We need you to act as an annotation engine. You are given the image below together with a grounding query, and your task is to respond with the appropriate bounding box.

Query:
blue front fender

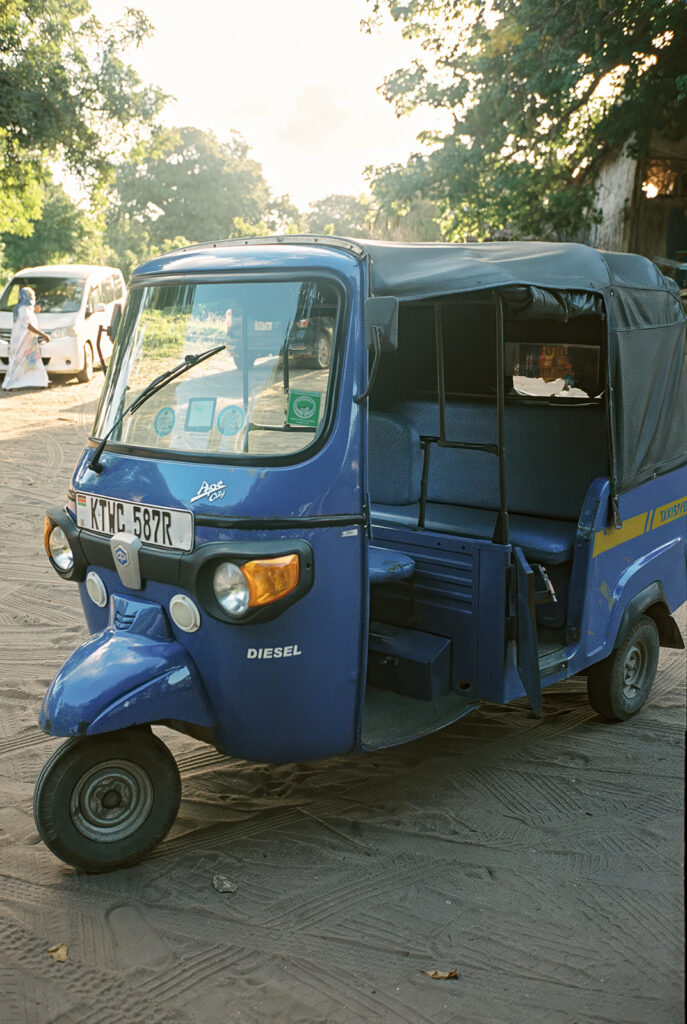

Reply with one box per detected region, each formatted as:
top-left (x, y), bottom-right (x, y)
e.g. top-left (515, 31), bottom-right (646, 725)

top-left (40, 596), bottom-right (217, 738)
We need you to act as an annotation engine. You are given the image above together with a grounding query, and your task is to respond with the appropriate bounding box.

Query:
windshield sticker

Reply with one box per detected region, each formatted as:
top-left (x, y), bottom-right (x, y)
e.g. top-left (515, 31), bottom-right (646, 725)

top-left (154, 407), bottom-right (175, 437)
top-left (287, 390), bottom-right (321, 428)
top-left (217, 404), bottom-right (245, 437)
top-left (185, 396), bottom-right (217, 433)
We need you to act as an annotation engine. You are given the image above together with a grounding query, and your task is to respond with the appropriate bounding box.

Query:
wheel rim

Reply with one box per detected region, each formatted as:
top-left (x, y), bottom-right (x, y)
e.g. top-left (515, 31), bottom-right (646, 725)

top-left (70, 758), bottom-right (154, 842)
top-left (316, 334), bottom-right (330, 368)
top-left (621, 639), bottom-right (649, 700)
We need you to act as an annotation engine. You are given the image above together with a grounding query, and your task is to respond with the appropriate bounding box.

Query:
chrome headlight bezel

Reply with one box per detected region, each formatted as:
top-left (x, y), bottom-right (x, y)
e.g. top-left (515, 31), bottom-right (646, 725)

top-left (47, 524), bottom-right (75, 572)
top-left (212, 561), bottom-right (250, 617)
top-left (43, 508), bottom-right (88, 581)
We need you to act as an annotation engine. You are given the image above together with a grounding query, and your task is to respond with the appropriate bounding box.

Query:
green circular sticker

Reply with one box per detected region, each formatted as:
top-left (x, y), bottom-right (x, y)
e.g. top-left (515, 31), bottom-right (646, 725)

top-left (217, 404), bottom-right (245, 436)
top-left (292, 395), bottom-right (317, 420)
top-left (154, 407), bottom-right (175, 436)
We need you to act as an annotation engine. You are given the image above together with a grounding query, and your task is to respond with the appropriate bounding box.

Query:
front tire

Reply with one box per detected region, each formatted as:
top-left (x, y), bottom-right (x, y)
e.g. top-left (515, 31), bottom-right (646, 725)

top-left (314, 330), bottom-right (332, 370)
top-left (586, 615), bottom-right (659, 721)
top-left (34, 727), bottom-right (181, 872)
top-left (76, 342), bottom-right (94, 383)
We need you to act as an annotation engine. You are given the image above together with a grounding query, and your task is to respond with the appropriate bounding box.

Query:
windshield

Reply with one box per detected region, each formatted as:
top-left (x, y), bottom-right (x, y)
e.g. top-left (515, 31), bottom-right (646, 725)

top-left (0, 276), bottom-right (85, 314)
top-left (93, 277), bottom-right (342, 458)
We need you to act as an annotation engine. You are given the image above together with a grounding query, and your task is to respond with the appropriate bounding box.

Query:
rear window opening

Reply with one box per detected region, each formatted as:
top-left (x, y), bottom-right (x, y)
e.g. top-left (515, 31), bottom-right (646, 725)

top-left (371, 291), bottom-right (605, 407)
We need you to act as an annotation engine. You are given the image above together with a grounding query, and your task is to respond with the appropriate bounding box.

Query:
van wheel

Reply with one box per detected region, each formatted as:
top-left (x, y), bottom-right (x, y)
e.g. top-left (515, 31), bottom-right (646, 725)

top-left (314, 331), bottom-right (332, 370)
top-left (586, 615), bottom-right (659, 721)
top-left (34, 727), bottom-right (181, 872)
top-left (233, 350), bottom-right (254, 371)
top-left (77, 342), bottom-right (94, 383)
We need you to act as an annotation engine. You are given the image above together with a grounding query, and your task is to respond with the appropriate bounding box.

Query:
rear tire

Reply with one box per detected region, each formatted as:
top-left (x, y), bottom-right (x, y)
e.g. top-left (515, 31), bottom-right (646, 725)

top-left (34, 727), bottom-right (181, 872)
top-left (76, 342), bottom-right (94, 383)
top-left (586, 615), bottom-right (659, 721)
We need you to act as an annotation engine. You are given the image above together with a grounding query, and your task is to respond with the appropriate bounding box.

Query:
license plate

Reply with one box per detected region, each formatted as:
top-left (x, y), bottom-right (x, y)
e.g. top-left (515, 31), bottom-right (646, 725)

top-left (76, 493), bottom-right (193, 551)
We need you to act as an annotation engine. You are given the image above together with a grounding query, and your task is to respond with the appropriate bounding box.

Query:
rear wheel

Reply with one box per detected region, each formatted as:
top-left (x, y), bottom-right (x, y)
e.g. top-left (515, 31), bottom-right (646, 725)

top-left (586, 615), bottom-right (659, 721)
top-left (76, 342), bottom-right (94, 383)
top-left (34, 727), bottom-right (181, 872)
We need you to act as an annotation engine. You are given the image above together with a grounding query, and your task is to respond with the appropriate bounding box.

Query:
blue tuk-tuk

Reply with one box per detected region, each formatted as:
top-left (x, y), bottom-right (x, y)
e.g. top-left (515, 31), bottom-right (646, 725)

top-left (36, 237), bottom-right (687, 871)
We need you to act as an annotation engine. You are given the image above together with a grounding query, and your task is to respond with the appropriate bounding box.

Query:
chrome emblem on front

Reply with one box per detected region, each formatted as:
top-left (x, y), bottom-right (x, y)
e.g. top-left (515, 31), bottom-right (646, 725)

top-left (109, 532), bottom-right (142, 590)
top-left (113, 544), bottom-right (129, 567)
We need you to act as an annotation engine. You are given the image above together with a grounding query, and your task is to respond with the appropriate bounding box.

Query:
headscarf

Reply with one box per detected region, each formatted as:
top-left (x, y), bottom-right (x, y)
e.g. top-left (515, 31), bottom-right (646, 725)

top-left (13, 287), bottom-right (36, 321)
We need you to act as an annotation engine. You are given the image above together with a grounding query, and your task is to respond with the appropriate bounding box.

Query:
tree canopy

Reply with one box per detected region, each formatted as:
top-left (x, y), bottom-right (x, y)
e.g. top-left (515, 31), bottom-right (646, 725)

top-left (0, 0), bottom-right (165, 235)
top-left (365, 0), bottom-right (687, 241)
top-left (306, 194), bottom-right (372, 237)
top-left (105, 128), bottom-right (279, 275)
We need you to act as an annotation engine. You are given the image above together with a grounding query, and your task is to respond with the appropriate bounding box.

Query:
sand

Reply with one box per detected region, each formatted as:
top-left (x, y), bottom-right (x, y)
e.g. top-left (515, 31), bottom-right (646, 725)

top-left (1, 376), bottom-right (684, 1024)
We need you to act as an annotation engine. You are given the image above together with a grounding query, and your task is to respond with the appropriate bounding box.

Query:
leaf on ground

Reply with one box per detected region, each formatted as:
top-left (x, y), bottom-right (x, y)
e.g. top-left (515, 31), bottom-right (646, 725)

top-left (47, 943), bottom-right (68, 962)
top-left (420, 968), bottom-right (458, 980)
top-left (212, 875), bottom-right (238, 893)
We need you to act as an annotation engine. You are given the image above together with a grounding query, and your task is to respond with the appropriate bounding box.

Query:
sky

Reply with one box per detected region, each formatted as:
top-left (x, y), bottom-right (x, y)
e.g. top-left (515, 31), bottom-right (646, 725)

top-left (89, 0), bottom-right (445, 211)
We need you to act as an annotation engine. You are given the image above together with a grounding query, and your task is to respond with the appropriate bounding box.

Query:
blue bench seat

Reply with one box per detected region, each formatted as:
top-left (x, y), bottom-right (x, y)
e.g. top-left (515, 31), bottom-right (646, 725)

top-left (368, 401), bottom-right (607, 567)
top-left (371, 502), bottom-right (578, 565)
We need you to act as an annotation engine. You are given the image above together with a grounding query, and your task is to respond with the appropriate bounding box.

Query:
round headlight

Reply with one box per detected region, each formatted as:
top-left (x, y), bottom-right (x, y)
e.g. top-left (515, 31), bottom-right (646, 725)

top-left (213, 562), bottom-right (250, 616)
top-left (48, 525), bottom-right (74, 572)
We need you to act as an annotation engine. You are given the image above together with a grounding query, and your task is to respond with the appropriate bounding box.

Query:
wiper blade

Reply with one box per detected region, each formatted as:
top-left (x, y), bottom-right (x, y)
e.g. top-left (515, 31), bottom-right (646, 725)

top-left (88, 344), bottom-right (225, 474)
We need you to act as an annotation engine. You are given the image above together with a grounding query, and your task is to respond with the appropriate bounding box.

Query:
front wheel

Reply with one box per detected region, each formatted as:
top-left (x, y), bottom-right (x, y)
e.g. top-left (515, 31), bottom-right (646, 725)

top-left (34, 727), bottom-right (181, 872)
top-left (313, 330), bottom-right (332, 370)
top-left (586, 615), bottom-right (659, 721)
top-left (76, 342), bottom-right (94, 383)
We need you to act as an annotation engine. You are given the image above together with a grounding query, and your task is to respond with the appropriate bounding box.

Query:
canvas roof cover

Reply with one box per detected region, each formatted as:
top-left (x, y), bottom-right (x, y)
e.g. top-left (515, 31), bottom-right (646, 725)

top-left (356, 240), bottom-right (686, 496)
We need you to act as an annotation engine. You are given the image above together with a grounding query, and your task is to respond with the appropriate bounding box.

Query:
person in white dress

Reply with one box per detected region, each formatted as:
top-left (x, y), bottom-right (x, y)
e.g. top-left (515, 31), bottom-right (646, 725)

top-left (3, 287), bottom-right (50, 391)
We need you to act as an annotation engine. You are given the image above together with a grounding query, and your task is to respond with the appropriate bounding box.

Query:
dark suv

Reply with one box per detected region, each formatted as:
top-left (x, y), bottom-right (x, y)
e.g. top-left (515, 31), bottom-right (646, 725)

top-left (227, 315), bottom-right (334, 371)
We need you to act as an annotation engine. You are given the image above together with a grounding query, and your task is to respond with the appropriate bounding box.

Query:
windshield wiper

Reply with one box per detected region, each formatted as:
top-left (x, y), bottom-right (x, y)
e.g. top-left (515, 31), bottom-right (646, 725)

top-left (88, 344), bottom-right (225, 474)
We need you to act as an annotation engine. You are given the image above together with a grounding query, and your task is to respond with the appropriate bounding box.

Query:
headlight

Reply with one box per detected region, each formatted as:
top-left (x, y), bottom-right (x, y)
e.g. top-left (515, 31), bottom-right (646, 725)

top-left (212, 555), bottom-right (300, 618)
top-left (45, 523), bottom-right (74, 572)
top-left (47, 327), bottom-right (77, 341)
top-left (213, 562), bottom-right (250, 616)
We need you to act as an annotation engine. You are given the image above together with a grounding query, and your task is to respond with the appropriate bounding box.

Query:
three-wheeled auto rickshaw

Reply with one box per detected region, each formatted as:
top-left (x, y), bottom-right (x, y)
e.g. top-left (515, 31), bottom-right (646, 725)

top-left (35, 236), bottom-right (687, 871)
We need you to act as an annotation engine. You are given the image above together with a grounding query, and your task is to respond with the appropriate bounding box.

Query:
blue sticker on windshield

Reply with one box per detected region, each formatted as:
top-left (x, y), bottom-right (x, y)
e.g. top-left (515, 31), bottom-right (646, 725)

top-left (154, 407), bottom-right (175, 436)
top-left (217, 404), bottom-right (245, 436)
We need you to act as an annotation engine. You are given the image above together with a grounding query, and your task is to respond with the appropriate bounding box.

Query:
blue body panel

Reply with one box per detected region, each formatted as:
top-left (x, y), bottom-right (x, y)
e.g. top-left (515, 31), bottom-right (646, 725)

top-left (582, 470), bottom-right (687, 659)
top-left (44, 245), bottom-right (370, 762)
top-left (40, 595), bottom-right (216, 737)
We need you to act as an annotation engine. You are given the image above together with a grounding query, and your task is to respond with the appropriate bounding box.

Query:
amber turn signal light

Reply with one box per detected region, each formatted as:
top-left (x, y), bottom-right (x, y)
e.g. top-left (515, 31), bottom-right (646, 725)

top-left (241, 554), bottom-right (300, 607)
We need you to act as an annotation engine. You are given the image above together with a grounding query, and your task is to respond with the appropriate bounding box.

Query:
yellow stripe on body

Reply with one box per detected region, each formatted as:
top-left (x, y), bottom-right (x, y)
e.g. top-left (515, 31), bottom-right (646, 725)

top-left (592, 512), bottom-right (648, 558)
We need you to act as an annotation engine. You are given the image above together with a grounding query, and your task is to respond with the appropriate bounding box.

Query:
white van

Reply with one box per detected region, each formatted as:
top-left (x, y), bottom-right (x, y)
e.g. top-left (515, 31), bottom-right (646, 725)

top-left (0, 265), bottom-right (126, 383)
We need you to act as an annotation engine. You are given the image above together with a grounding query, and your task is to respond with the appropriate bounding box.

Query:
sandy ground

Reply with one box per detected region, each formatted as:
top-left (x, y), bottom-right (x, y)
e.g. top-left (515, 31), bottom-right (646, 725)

top-left (0, 376), bottom-right (684, 1024)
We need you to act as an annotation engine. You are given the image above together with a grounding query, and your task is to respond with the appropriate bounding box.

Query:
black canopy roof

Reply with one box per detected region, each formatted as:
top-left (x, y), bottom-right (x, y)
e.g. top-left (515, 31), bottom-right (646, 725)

top-left (184, 234), bottom-right (680, 318)
top-left (350, 237), bottom-right (687, 498)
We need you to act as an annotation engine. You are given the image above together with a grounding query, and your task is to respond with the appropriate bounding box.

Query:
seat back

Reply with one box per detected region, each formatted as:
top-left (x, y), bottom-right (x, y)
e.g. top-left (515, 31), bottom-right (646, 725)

top-left (368, 411), bottom-right (423, 506)
top-left (386, 398), bottom-right (607, 521)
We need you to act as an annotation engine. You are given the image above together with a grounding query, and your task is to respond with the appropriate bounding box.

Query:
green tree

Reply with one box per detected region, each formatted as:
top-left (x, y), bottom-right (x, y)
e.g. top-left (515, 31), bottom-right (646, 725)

top-left (106, 127), bottom-right (275, 272)
top-left (1, 179), bottom-right (113, 272)
top-left (365, 0), bottom-right (687, 240)
top-left (306, 194), bottom-right (372, 237)
top-left (0, 0), bottom-right (165, 235)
